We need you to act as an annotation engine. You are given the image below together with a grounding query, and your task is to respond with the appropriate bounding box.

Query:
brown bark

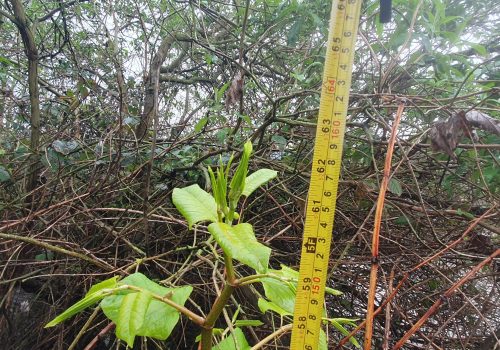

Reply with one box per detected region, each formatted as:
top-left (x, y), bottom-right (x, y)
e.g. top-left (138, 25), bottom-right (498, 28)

top-left (135, 33), bottom-right (191, 140)
top-left (8, 0), bottom-right (41, 197)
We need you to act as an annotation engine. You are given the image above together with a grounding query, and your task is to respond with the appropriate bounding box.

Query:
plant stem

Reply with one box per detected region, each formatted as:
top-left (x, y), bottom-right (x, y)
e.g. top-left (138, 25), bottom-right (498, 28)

top-left (68, 306), bottom-right (101, 350)
top-left (224, 254), bottom-right (236, 284)
top-left (237, 272), bottom-right (296, 286)
top-left (200, 283), bottom-right (236, 350)
top-left (0, 232), bottom-right (114, 271)
top-left (250, 324), bottom-right (293, 350)
top-left (200, 328), bottom-right (213, 350)
top-left (200, 254), bottom-right (238, 350)
top-left (236, 273), bottom-right (269, 285)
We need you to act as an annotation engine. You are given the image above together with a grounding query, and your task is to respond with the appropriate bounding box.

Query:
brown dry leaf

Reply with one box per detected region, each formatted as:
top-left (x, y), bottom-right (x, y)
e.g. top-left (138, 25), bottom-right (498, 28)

top-left (225, 70), bottom-right (244, 110)
top-left (429, 110), bottom-right (500, 158)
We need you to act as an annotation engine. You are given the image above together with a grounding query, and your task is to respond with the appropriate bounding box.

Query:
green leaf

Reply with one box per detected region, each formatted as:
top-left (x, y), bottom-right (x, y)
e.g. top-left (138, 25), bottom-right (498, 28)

top-left (388, 29), bottom-right (408, 50)
top-left (0, 56), bottom-right (17, 66)
top-left (115, 290), bottom-right (152, 347)
top-left (234, 319), bottom-right (264, 327)
top-left (271, 135), bottom-right (287, 151)
top-left (216, 129), bottom-right (230, 144)
top-left (325, 286), bottom-right (343, 296)
top-left (209, 157), bottom-right (229, 219)
top-left (101, 273), bottom-right (192, 345)
top-left (240, 114), bottom-right (252, 126)
top-left (470, 43), bottom-right (487, 56)
top-left (388, 178), bottom-right (403, 196)
top-left (260, 265), bottom-right (298, 314)
top-left (287, 17), bottom-right (304, 46)
top-left (456, 208), bottom-right (474, 219)
top-left (194, 117), bottom-right (208, 132)
top-left (208, 223), bottom-right (270, 273)
top-left (213, 328), bottom-right (250, 350)
top-left (482, 165), bottom-right (500, 193)
top-left (257, 298), bottom-right (292, 317)
top-left (86, 276), bottom-right (120, 297)
top-left (196, 328), bottom-right (224, 342)
top-left (428, 279), bottom-right (440, 291)
top-left (329, 318), bottom-right (361, 348)
top-left (229, 141), bottom-right (253, 204)
top-left (395, 216), bottom-right (410, 225)
top-left (172, 184), bottom-right (218, 228)
top-left (45, 288), bottom-right (114, 328)
top-left (242, 169), bottom-right (278, 197)
top-left (45, 276), bottom-right (120, 327)
top-left (42, 148), bottom-right (65, 171)
top-left (35, 251), bottom-right (55, 261)
top-left (0, 166), bottom-right (11, 182)
top-left (216, 81), bottom-right (231, 103)
top-left (291, 71), bottom-right (306, 82)
top-left (319, 328), bottom-right (328, 350)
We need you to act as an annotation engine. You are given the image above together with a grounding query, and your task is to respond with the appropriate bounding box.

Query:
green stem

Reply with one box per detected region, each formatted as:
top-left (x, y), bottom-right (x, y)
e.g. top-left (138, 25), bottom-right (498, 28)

top-left (200, 328), bottom-right (213, 350)
top-left (200, 255), bottom-right (238, 350)
top-left (236, 273), bottom-right (269, 286)
top-left (237, 272), bottom-right (296, 286)
top-left (224, 255), bottom-right (236, 284)
top-left (200, 283), bottom-right (236, 350)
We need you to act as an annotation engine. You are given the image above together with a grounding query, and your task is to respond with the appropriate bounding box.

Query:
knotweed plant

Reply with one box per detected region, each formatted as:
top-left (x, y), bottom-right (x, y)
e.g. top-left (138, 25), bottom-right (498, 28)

top-left (45, 141), bottom-right (359, 349)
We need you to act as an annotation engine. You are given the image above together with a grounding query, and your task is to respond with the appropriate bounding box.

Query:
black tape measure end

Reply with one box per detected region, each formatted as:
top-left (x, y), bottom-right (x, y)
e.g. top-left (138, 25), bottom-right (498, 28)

top-left (379, 0), bottom-right (392, 24)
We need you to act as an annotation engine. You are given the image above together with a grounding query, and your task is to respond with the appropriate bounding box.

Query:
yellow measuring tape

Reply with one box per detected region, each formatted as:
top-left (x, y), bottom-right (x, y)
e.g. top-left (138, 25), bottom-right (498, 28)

top-left (291, 0), bottom-right (362, 349)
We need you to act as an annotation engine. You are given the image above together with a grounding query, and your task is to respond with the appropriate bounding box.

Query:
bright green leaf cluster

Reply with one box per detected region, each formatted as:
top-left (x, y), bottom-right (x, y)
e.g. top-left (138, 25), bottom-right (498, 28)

top-left (228, 141), bottom-right (252, 211)
top-left (173, 141), bottom-right (277, 229)
top-left (257, 266), bottom-right (359, 348)
top-left (208, 155), bottom-right (232, 222)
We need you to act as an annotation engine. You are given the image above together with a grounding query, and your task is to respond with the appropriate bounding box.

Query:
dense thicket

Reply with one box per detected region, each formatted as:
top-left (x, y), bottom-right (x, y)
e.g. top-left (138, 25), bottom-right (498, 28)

top-left (0, 0), bottom-right (498, 349)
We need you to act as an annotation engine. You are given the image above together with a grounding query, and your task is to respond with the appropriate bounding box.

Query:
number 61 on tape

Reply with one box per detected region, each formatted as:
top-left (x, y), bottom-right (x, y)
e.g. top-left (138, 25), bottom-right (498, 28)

top-left (290, 0), bottom-right (362, 349)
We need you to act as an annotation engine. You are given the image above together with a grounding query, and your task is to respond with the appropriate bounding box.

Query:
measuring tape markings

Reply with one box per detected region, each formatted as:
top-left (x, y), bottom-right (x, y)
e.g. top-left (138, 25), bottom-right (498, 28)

top-left (291, 0), bottom-right (362, 349)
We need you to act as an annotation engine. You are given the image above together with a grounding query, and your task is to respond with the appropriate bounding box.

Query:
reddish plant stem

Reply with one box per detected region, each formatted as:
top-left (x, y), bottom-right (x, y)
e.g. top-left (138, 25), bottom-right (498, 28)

top-left (83, 323), bottom-right (115, 350)
top-left (364, 102), bottom-right (404, 349)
